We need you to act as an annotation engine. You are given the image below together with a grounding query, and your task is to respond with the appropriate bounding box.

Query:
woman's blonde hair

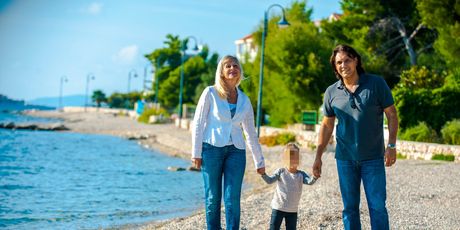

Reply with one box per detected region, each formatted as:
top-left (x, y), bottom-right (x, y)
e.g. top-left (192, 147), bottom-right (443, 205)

top-left (214, 55), bottom-right (244, 99)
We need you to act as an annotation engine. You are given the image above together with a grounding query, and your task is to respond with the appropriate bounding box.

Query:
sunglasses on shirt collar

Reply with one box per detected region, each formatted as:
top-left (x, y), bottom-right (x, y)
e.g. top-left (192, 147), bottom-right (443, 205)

top-left (349, 94), bottom-right (357, 109)
top-left (340, 85), bottom-right (357, 110)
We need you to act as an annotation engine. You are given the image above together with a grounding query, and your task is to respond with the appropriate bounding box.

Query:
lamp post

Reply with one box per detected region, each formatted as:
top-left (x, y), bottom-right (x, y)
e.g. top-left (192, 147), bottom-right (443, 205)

top-left (127, 69), bottom-right (138, 93)
top-left (126, 69), bottom-right (138, 110)
top-left (143, 63), bottom-right (153, 94)
top-left (59, 75), bottom-right (68, 112)
top-left (153, 56), bottom-right (163, 104)
top-left (152, 55), bottom-right (169, 105)
top-left (178, 36), bottom-right (199, 126)
top-left (256, 4), bottom-right (290, 136)
top-left (85, 73), bottom-right (95, 112)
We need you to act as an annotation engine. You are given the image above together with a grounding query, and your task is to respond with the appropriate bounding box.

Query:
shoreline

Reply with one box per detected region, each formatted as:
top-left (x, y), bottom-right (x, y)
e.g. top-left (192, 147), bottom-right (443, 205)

top-left (23, 110), bottom-right (460, 229)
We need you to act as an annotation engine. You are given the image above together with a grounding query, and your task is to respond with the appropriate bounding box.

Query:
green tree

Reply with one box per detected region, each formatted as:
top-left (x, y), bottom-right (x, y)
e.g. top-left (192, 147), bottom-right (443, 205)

top-left (159, 55), bottom-right (207, 108)
top-left (241, 1), bottom-right (334, 126)
top-left (321, 0), bottom-right (437, 86)
top-left (107, 91), bottom-right (142, 109)
top-left (193, 51), bottom-right (219, 104)
top-left (91, 90), bottom-right (107, 107)
top-left (145, 34), bottom-right (218, 109)
top-left (394, 66), bottom-right (460, 132)
top-left (145, 34), bottom-right (219, 110)
top-left (417, 0), bottom-right (460, 67)
top-left (107, 92), bottom-right (125, 108)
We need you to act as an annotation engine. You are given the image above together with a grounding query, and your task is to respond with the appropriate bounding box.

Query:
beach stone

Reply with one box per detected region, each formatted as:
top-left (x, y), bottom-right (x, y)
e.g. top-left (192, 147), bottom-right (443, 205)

top-left (167, 166), bottom-right (186, 171)
top-left (15, 123), bottom-right (38, 130)
top-left (3, 122), bottom-right (15, 129)
top-left (50, 124), bottom-right (69, 131)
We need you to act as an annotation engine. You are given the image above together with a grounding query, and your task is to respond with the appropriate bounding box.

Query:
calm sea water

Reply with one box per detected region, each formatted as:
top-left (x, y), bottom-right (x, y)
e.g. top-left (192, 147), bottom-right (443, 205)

top-left (0, 113), bottom-right (203, 229)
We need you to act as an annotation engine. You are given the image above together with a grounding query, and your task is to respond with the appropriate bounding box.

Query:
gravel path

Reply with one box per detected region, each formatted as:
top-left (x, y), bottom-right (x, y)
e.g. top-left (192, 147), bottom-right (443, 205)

top-left (26, 110), bottom-right (460, 229)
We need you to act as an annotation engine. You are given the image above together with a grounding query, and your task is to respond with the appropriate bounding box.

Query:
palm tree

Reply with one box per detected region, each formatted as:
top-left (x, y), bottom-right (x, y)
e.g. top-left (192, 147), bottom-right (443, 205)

top-left (91, 90), bottom-right (107, 107)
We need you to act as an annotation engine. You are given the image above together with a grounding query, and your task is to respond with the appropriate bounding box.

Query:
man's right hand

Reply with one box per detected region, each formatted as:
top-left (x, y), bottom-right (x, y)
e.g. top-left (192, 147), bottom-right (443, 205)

top-left (312, 158), bottom-right (322, 178)
top-left (192, 158), bottom-right (202, 170)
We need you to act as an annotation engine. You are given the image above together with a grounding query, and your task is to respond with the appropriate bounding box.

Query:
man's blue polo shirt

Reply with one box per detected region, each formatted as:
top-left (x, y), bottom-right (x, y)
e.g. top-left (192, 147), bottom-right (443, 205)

top-left (322, 73), bottom-right (394, 161)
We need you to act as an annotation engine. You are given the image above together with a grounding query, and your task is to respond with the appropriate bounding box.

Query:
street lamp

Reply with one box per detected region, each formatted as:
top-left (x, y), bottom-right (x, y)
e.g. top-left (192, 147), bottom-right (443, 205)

top-left (153, 55), bottom-right (164, 104)
top-left (127, 69), bottom-right (138, 93)
top-left (85, 73), bottom-right (95, 112)
top-left (126, 69), bottom-right (138, 110)
top-left (59, 75), bottom-right (68, 111)
top-left (143, 63), bottom-right (153, 94)
top-left (256, 4), bottom-right (290, 136)
top-left (178, 36), bottom-right (199, 126)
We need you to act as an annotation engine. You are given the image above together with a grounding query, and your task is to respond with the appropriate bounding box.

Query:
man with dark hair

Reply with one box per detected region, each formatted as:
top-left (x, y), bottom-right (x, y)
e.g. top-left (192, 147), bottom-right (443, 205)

top-left (312, 44), bottom-right (399, 230)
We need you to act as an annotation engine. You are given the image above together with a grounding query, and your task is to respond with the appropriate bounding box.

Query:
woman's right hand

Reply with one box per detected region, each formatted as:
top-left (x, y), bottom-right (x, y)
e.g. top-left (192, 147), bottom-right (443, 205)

top-left (192, 158), bottom-right (202, 170)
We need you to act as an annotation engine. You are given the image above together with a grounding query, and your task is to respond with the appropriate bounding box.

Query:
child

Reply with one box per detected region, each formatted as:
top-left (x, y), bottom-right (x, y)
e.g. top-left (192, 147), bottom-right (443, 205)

top-left (261, 142), bottom-right (317, 230)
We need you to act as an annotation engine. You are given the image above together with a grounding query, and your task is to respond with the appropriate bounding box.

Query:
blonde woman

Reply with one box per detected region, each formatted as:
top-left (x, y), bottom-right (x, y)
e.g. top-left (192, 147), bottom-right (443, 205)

top-left (191, 55), bottom-right (265, 230)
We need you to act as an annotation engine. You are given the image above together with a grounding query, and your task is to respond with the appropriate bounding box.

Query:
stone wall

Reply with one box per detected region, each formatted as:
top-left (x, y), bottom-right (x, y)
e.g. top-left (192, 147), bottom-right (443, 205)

top-left (260, 126), bottom-right (460, 163)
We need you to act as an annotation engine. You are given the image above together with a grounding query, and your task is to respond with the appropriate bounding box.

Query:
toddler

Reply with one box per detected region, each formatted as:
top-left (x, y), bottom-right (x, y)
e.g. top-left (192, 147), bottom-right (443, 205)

top-left (261, 142), bottom-right (317, 230)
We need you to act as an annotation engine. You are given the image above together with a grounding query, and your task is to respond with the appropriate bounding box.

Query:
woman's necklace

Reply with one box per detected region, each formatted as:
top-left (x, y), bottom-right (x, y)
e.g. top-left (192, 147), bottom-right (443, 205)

top-left (228, 89), bottom-right (237, 103)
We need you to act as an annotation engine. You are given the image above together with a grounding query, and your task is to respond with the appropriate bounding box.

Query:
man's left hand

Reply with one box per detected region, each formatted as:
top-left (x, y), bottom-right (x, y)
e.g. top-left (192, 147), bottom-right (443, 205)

top-left (257, 167), bottom-right (265, 175)
top-left (384, 148), bottom-right (397, 167)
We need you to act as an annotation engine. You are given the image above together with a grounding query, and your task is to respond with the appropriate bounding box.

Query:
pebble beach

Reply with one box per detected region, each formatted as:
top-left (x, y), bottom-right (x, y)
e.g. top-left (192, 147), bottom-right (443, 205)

top-left (26, 110), bottom-right (460, 230)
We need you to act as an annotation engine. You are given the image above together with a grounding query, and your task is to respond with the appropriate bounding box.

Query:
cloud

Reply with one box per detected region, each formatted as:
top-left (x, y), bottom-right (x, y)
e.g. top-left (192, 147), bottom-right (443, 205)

top-left (113, 45), bottom-right (139, 64)
top-left (87, 2), bottom-right (103, 15)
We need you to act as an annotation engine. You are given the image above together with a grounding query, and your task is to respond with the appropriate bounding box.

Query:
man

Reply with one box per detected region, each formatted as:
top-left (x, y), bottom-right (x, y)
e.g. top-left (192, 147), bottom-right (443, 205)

top-left (312, 44), bottom-right (399, 230)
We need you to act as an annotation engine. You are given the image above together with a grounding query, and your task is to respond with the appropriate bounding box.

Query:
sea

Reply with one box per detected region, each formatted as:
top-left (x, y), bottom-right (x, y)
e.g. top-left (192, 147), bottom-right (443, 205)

top-left (0, 112), bottom-right (203, 229)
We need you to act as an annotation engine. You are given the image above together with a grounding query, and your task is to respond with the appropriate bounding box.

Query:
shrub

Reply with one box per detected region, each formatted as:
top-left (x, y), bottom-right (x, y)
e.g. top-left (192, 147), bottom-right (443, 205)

top-left (259, 132), bottom-right (296, 147)
top-left (441, 119), bottom-right (460, 145)
top-left (138, 107), bottom-right (170, 124)
top-left (259, 135), bottom-right (277, 147)
top-left (396, 153), bottom-right (407, 159)
top-left (394, 66), bottom-right (460, 132)
top-left (431, 154), bottom-right (455, 161)
top-left (276, 132), bottom-right (296, 145)
top-left (399, 122), bottom-right (439, 143)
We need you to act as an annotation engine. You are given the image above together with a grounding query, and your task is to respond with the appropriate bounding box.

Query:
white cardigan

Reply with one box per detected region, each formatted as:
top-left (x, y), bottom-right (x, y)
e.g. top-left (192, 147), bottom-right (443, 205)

top-left (191, 86), bottom-right (265, 169)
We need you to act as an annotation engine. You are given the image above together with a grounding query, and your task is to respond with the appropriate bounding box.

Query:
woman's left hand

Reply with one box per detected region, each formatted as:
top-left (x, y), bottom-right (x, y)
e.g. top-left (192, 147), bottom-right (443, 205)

top-left (256, 167), bottom-right (265, 175)
top-left (192, 158), bottom-right (202, 170)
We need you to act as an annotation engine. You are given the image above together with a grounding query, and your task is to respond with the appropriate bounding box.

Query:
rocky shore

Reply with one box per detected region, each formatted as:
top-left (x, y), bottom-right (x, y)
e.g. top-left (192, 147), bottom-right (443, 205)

top-left (25, 110), bottom-right (460, 229)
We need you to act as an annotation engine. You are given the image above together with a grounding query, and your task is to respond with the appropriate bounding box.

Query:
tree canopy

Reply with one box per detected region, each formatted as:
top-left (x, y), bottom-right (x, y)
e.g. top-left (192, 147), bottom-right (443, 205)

top-left (109, 0), bottom-right (459, 141)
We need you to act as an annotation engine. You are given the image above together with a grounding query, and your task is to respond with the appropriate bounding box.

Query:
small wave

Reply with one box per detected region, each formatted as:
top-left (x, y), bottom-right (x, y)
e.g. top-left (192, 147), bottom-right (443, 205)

top-left (0, 184), bottom-right (34, 190)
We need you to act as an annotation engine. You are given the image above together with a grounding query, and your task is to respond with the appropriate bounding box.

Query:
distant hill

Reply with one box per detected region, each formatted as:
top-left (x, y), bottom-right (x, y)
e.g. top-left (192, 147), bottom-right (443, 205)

top-left (0, 95), bottom-right (55, 111)
top-left (27, 94), bottom-right (87, 107)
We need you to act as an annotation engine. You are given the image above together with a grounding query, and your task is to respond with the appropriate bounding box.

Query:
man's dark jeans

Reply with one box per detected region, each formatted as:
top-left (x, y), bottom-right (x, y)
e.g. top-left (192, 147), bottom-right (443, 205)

top-left (337, 158), bottom-right (389, 230)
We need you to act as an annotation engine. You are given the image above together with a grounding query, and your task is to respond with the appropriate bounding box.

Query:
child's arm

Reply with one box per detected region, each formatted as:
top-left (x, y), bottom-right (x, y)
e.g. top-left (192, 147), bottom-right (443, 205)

top-left (261, 168), bottom-right (281, 184)
top-left (300, 170), bottom-right (317, 185)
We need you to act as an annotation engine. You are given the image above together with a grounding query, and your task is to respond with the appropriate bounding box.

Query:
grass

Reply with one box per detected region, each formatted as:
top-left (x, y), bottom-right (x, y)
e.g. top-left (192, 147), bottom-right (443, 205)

top-left (431, 153), bottom-right (455, 161)
top-left (396, 152), bottom-right (407, 159)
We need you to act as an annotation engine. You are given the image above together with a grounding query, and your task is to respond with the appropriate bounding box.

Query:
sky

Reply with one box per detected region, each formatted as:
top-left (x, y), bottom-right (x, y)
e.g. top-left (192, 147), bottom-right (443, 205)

top-left (0, 0), bottom-right (341, 101)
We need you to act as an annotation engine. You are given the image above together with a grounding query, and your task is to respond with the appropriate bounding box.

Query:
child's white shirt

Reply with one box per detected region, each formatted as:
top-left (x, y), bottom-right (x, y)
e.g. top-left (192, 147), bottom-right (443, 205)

top-left (261, 168), bottom-right (316, 212)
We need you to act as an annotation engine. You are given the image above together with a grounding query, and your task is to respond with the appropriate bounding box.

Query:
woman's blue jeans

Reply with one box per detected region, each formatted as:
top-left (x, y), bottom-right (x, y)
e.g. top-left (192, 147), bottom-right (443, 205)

top-left (336, 158), bottom-right (389, 230)
top-left (201, 143), bottom-right (246, 230)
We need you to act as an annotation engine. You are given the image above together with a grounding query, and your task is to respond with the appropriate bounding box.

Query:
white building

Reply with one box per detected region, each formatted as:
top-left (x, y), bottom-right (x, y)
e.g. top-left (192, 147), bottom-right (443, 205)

top-left (235, 13), bottom-right (342, 63)
top-left (234, 34), bottom-right (257, 63)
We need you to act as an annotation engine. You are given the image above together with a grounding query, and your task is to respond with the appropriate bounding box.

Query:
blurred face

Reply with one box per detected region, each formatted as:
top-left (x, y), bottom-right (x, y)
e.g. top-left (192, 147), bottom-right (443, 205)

top-left (283, 148), bottom-right (299, 170)
top-left (222, 59), bottom-right (240, 85)
top-left (334, 51), bottom-right (358, 80)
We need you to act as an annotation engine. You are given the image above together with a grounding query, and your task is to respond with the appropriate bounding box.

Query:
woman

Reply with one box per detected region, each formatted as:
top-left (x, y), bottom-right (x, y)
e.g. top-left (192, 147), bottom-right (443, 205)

top-left (191, 55), bottom-right (266, 230)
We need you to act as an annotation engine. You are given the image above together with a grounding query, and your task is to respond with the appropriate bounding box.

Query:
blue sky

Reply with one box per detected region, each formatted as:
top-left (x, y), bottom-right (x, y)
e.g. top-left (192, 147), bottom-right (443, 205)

top-left (0, 0), bottom-right (341, 101)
